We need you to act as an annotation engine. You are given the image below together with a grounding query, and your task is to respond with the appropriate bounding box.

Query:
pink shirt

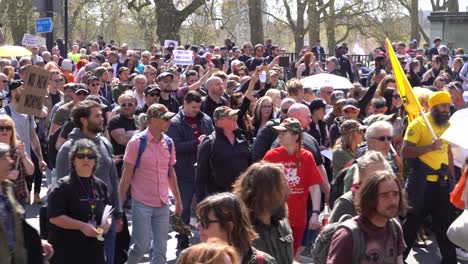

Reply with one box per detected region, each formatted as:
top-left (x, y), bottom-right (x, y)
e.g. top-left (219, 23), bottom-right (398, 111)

top-left (124, 129), bottom-right (176, 207)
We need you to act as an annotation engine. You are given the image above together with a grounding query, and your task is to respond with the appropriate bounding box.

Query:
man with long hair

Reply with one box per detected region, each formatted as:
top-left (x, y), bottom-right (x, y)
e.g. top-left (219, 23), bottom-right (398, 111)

top-left (327, 171), bottom-right (407, 263)
top-left (233, 161), bottom-right (294, 264)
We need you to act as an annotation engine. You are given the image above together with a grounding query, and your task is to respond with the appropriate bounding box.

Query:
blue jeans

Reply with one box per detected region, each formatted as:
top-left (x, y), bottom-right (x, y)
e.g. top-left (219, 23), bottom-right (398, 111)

top-left (127, 199), bottom-right (169, 264)
top-left (104, 217), bottom-right (116, 264)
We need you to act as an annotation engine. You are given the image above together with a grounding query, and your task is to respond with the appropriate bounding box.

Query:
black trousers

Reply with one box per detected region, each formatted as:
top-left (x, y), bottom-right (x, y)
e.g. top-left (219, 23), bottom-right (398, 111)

top-left (27, 151), bottom-right (42, 194)
top-left (403, 181), bottom-right (456, 264)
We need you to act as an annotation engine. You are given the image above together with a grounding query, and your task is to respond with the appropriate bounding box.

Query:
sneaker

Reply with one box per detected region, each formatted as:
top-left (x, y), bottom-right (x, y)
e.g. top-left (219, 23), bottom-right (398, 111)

top-left (456, 248), bottom-right (468, 261)
top-left (33, 193), bottom-right (43, 204)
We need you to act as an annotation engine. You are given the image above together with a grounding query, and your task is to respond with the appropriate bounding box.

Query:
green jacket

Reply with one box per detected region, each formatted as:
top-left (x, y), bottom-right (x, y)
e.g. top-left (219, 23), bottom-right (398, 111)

top-left (252, 218), bottom-right (293, 264)
top-left (242, 247), bottom-right (277, 264)
top-left (0, 180), bottom-right (27, 264)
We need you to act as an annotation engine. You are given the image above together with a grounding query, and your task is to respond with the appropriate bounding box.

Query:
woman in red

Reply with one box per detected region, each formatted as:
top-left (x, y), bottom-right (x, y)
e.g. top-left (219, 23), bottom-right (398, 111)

top-left (263, 117), bottom-right (322, 257)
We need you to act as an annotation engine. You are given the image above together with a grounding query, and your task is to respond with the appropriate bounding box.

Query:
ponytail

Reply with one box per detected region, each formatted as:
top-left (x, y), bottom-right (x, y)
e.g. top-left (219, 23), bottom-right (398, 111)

top-left (296, 132), bottom-right (303, 169)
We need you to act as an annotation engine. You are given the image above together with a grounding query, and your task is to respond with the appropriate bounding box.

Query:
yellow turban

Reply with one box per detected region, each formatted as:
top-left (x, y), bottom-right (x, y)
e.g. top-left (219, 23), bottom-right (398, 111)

top-left (428, 91), bottom-right (451, 107)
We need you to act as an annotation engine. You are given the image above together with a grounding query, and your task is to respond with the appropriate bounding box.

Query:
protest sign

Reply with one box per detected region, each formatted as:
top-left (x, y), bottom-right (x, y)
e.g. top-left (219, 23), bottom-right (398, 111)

top-left (164, 40), bottom-right (178, 48)
top-left (17, 66), bottom-right (51, 117)
top-left (173, 50), bottom-right (193, 65)
top-left (21, 34), bottom-right (46, 47)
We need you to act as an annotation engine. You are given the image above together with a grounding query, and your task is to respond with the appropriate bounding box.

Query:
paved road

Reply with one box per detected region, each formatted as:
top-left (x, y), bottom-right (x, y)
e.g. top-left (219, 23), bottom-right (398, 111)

top-left (26, 180), bottom-right (468, 264)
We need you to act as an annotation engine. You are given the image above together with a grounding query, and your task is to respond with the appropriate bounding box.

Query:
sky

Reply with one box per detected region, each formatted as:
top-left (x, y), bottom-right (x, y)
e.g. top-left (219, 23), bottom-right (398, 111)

top-left (414, 0), bottom-right (467, 11)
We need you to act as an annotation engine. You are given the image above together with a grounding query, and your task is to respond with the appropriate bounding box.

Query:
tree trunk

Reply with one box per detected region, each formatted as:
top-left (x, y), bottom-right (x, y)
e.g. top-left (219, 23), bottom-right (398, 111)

top-left (294, 34), bottom-right (305, 55)
top-left (409, 0), bottom-right (420, 43)
top-left (308, 0), bottom-right (320, 48)
top-left (447, 0), bottom-right (459, 11)
top-left (248, 0), bottom-right (264, 45)
top-left (325, 0), bottom-right (336, 54)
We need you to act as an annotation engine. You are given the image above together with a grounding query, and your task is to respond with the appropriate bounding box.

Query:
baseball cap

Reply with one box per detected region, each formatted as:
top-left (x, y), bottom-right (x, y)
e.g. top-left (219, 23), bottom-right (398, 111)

top-left (231, 46), bottom-right (240, 52)
top-left (272, 118), bottom-right (303, 133)
top-left (73, 84), bottom-right (89, 94)
top-left (8, 80), bottom-right (23, 92)
top-left (156, 72), bottom-right (174, 82)
top-left (340, 119), bottom-right (366, 134)
top-left (87, 76), bottom-right (99, 84)
top-left (146, 103), bottom-right (176, 120)
top-left (330, 91), bottom-right (346, 105)
top-left (213, 106), bottom-right (240, 122)
top-left (144, 84), bottom-right (161, 95)
top-left (342, 98), bottom-right (359, 110)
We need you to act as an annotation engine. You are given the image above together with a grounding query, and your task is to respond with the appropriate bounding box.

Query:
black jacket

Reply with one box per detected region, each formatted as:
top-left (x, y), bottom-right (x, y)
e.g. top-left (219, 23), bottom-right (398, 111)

top-left (167, 108), bottom-right (214, 182)
top-left (251, 119), bottom-right (281, 162)
top-left (336, 55), bottom-right (354, 82)
top-left (196, 127), bottom-right (251, 202)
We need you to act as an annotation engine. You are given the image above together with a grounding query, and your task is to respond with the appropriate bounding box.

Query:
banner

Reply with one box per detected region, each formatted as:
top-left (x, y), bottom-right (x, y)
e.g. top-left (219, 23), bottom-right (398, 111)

top-left (21, 34), bottom-right (46, 47)
top-left (385, 38), bottom-right (422, 122)
top-left (173, 50), bottom-right (193, 65)
top-left (16, 66), bottom-right (51, 117)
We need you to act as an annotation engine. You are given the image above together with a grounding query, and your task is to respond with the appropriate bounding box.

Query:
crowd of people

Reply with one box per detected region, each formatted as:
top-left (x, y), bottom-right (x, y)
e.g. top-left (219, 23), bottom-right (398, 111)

top-left (0, 35), bottom-right (467, 264)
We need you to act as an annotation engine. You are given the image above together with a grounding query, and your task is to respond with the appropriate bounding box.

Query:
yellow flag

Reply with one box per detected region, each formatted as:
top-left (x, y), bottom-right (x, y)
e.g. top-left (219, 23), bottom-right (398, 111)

top-left (385, 38), bottom-right (422, 121)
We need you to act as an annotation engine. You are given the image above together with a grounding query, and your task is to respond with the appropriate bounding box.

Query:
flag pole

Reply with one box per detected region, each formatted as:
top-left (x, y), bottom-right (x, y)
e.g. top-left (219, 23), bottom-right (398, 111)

top-left (419, 110), bottom-right (438, 140)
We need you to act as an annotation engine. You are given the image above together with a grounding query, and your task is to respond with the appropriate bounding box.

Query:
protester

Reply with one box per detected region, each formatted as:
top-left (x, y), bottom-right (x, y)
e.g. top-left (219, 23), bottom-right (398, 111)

top-left (402, 91), bottom-right (457, 263)
top-left (327, 171), bottom-right (407, 262)
top-left (167, 91), bottom-right (214, 249)
top-left (48, 139), bottom-right (111, 264)
top-left (196, 192), bottom-right (277, 263)
top-left (233, 161), bottom-right (294, 264)
top-left (263, 117), bottom-right (322, 256)
top-left (177, 238), bottom-right (240, 264)
top-left (119, 103), bottom-right (182, 264)
top-left (332, 120), bottom-right (364, 177)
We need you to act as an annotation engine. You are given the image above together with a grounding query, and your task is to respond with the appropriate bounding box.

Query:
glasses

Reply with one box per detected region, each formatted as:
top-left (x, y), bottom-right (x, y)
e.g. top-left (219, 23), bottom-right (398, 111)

top-left (197, 217), bottom-right (221, 229)
top-left (261, 105), bottom-right (273, 109)
top-left (0, 126), bottom-right (13, 131)
top-left (121, 102), bottom-right (135, 108)
top-left (372, 136), bottom-right (392, 142)
top-left (76, 153), bottom-right (97, 160)
top-left (90, 83), bottom-right (100, 87)
top-left (53, 79), bottom-right (64, 83)
top-left (149, 93), bottom-right (160, 97)
top-left (144, 72), bottom-right (157, 76)
top-left (344, 108), bottom-right (359, 114)
top-left (76, 91), bottom-right (88, 96)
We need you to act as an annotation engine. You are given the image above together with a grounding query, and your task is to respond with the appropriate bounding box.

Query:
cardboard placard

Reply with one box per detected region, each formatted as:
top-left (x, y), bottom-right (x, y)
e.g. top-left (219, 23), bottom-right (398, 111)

top-left (164, 40), bottom-right (178, 48)
top-left (173, 50), bottom-right (193, 65)
top-left (16, 66), bottom-right (51, 117)
top-left (21, 34), bottom-right (46, 47)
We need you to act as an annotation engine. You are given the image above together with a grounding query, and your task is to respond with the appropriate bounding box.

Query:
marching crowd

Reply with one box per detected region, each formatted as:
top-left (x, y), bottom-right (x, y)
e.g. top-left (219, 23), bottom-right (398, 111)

top-left (0, 36), bottom-right (468, 264)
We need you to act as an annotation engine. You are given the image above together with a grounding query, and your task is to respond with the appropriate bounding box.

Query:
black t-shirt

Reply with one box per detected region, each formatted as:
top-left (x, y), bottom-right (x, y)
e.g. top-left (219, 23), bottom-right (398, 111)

top-left (239, 54), bottom-right (252, 63)
top-left (50, 92), bottom-right (61, 107)
top-left (108, 114), bottom-right (137, 155)
top-left (47, 175), bottom-right (110, 264)
top-left (246, 57), bottom-right (265, 72)
top-left (159, 95), bottom-right (180, 114)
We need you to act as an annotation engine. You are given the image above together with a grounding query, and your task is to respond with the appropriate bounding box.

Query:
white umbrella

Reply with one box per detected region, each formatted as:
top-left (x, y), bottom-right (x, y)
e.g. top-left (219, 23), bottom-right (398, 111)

top-left (301, 73), bottom-right (354, 90)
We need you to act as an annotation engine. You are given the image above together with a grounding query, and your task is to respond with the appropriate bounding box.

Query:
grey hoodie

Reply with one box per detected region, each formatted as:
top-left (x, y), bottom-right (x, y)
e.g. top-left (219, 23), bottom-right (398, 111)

top-left (56, 128), bottom-right (122, 214)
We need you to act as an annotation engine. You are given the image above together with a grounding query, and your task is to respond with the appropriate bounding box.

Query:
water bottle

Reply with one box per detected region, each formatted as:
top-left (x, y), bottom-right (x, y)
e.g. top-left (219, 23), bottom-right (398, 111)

top-left (320, 205), bottom-right (331, 229)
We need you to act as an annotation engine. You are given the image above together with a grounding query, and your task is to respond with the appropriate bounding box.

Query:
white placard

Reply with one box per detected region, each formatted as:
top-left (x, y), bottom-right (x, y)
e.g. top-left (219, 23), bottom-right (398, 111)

top-left (164, 40), bottom-right (178, 48)
top-left (173, 50), bottom-right (193, 65)
top-left (21, 34), bottom-right (46, 47)
top-left (321, 148), bottom-right (333, 161)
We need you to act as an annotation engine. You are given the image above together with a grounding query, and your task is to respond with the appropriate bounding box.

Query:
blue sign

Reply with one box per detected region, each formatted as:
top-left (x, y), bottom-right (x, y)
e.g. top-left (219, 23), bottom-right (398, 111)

top-left (36, 17), bottom-right (53, 33)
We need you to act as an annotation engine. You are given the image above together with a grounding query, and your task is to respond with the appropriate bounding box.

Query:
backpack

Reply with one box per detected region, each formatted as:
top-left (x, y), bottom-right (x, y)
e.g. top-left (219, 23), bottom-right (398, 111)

top-left (329, 166), bottom-right (351, 209)
top-left (134, 131), bottom-right (173, 176)
top-left (312, 215), bottom-right (398, 264)
top-left (47, 125), bottom-right (62, 170)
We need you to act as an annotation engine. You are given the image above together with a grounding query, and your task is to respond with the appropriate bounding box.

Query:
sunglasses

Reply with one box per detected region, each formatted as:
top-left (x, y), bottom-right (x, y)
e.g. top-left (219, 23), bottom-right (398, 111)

top-left (1, 80), bottom-right (8, 84)
top-left (90, 83), bottom-right (100, 87)
top-left (372, 136), bottom-right (392, 142)
top-left (392, 94), bottom-right (400, 99)
top-left (76, 153), bottom-right (97, 160)
top-left (149, 93), bottom-right (160, 97)
top-left (0, 126), bottom-right (13, 131)
top-left (344, 108), bottom-right (359, 114)
top-left (121, 102), bottom-right (135, 107)
top-left (197, 217), bottom-right (221, 229)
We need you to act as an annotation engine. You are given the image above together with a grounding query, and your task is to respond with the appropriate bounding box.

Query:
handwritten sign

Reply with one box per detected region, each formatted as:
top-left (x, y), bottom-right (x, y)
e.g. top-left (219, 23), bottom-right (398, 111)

top-left (173, 50), bottom-right (193, 65)
top-left (21, 34), bottom-right (46, 47)
top-left (16, 66), bottom-right (51, 116)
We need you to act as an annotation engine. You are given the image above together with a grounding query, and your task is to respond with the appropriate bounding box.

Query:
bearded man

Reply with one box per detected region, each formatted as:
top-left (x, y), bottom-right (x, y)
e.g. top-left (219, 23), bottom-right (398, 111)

top-left (401, 91), bottom-right (456, 263)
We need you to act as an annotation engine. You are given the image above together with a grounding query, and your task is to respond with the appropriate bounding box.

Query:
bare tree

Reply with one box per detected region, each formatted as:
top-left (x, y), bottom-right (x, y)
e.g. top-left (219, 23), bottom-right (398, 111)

top-left (248, 0), bottom-right (264, 45)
